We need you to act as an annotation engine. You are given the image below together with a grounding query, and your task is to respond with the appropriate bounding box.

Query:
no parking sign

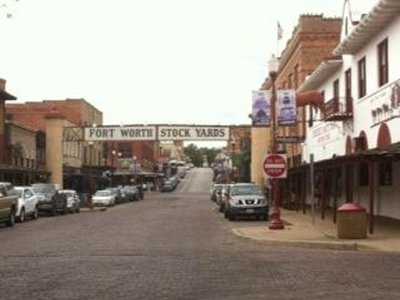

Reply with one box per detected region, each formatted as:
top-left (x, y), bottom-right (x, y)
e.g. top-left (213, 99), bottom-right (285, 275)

top-left (263, 154), bottom-right (287, 179)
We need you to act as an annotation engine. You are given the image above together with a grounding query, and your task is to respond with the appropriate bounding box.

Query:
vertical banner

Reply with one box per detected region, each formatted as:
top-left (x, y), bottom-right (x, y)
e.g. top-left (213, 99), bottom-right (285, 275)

top-left (252, 90), bottom-right (271, 126)
top-left (277, 90), bottom-right (297, 126)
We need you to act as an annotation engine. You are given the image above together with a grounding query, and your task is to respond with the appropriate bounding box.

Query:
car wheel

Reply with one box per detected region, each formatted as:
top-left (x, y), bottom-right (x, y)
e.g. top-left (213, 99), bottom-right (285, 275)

top-left (51, 204), bottom-right (57, 216)
top-left (18, 208), bottom-right (25, 223)
top-left (32, 207), bottom-right (39, 220)
top-left (228, 213), bottom-right (235, 221)
top-left (76, 206), bottom-right (80, 213)
top-left (219, 204), bottom-right (224, 213)
top-left (224, 210), bottom-right (229, 219)
top-left (6, 209), bottom-right (16, 227)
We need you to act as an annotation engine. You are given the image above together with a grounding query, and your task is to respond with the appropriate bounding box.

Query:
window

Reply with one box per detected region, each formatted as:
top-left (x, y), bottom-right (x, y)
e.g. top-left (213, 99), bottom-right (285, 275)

top-left (345, 69), bottom-right (352, 113)
top-left (379, 160), bottom-right (392, 186)
top-left (294, 65), bottom-right (299, 89)
top-left (359, 163), bottom-right (369, 186)
top-left (358, 57), bottom-right (367, 98)
top-left (333, 79), bottom-right (340, 100)
top-left (378, 39), bottom-right (389, 87)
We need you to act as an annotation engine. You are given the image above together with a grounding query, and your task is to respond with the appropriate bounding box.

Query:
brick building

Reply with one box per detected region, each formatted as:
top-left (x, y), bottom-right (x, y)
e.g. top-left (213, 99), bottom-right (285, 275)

top-left (252, 15), bottom-right (342, 187)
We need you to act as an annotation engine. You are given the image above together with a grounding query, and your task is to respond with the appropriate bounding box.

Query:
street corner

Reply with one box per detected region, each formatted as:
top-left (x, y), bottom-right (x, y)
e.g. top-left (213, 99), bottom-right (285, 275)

top-left (231, 226), bottom-right (359, 251)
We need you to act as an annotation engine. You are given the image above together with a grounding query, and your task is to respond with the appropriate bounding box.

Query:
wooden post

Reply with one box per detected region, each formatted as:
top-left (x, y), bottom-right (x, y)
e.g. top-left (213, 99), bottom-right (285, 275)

top-left (368, 160), bottom-right (375, 234)
top-left (321, 169), bottom-right (326, 220)
top-left (333, 168), bottom-right (339, 224)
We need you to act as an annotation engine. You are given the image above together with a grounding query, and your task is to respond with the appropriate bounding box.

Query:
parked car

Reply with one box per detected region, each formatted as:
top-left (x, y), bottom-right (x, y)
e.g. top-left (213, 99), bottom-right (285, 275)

top-left (161, 179), bottom-right (174, 192)
top-left (169, 176), bottom-right (179, 189)
top-left (0, 182), bottom-right (18, 227)
top-left (14, 187), bottom-right (40, 222)
top-left (122, 186), bottom-right (139, 201)
top-left (92, 190), bottom-right (116, 207)
top-left (107, 187), bottom-right (125, 203)
top-left (59, 190), bottom-right (81, 213)
top-left (32, 183), bottom-right (68, 216)
top-left (223, 183), bottom-right (268, 221)
top-left (210, 184), bottom-right (224, 202)
top-left (218, 184), bottom-right (232, 212)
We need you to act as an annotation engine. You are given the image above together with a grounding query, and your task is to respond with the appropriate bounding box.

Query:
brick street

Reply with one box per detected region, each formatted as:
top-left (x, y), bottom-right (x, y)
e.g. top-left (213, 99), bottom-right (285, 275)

top-left (0, 168), bottom-right (399, 300)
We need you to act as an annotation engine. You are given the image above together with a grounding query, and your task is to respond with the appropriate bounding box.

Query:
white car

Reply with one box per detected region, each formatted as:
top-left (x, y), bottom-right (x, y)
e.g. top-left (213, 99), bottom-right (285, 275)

top-left (14, 187), bottom-right (39, 222)
top-left (59, 190), bottom-right (81, 213)
top-left (92, 190), bottom-right (116, 207)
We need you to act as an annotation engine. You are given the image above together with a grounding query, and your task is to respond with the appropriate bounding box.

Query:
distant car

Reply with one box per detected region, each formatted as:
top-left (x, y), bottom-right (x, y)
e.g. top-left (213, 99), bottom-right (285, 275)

top-left (223, 183), bottom-right (268, 221)
top-left (107, 187), bottom-right (124, 203)
top-left (161, 180), bottom-right (174, 192)
top-left (210, 184), bottom-right (224, 202)
top-left (122, 186), bottom-right (139, 201)
top-left (14, 187), bottom-right (40, 222)
top-left (92, 190), bottom-right (116, 207)
top-left (32, 183), bottom-right (68, 216)
top-left (0, 182), bottom-right (18, 227)
top-left (59, 190), bottom-right (80, 213)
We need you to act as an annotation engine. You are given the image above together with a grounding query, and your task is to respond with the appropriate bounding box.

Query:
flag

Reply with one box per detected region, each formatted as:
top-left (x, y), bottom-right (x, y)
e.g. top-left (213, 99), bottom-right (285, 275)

top-left (277, 22), bottom-right (283, 40)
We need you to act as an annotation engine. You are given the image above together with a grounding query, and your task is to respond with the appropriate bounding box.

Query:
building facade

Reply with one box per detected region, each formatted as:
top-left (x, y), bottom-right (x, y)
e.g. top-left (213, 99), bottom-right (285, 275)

top-left (252, 15), bottom-right (342, 187)
top-left (295, 0), bottom-right (400, 232)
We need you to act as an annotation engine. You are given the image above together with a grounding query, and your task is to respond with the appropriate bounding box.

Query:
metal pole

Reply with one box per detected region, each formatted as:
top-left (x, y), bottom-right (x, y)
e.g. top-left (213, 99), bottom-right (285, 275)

top-left (268, 71), bottom-right (284, 230)
top-left (310, 153), bottom-right (315, 225)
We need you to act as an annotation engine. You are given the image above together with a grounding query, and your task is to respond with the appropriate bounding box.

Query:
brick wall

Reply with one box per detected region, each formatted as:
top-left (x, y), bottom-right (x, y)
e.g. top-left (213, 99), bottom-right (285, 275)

top-left (6, 98), bottom-right (103, 131)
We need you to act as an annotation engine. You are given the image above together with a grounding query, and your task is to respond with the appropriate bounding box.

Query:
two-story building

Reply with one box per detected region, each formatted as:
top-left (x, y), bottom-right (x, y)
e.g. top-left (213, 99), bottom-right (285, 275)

top-left (295, 0), bottom-right (400, 233)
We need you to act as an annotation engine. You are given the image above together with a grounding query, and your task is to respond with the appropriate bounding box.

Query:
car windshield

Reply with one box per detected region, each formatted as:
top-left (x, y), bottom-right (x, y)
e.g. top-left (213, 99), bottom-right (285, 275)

top-left (14, 189), bottom-right (23, 197)
top-left (95, 191), bottom-right (111, 197)
top-left (231, 185), bottom-right (262, 196)
top-left (32, 184), bottom-right (55, 193)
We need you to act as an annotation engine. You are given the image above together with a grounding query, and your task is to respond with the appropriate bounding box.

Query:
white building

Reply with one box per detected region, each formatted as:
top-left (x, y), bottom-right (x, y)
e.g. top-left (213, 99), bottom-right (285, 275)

top-left (295, 0), bottom-right (400, 233)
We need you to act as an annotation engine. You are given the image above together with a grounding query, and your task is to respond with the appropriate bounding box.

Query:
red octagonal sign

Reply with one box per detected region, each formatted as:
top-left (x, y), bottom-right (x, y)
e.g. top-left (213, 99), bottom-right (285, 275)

top-left (263, 154), bottom-right (287, 179)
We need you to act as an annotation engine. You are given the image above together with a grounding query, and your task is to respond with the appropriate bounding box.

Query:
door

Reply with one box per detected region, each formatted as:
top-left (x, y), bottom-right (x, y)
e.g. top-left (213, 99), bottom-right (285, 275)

top-left (24, 189), bottom-right (35, 214)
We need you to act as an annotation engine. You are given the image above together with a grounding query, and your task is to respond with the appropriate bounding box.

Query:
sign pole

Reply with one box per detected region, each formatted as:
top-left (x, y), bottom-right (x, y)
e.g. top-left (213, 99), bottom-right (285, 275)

top-left (310, 154), bottom-right (315, 225)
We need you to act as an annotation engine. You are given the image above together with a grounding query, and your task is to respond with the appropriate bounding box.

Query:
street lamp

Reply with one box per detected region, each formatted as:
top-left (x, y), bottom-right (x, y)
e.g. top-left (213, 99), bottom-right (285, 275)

top-left (110, 149), bottom-right (122, 187)
top-left (268, 54), bottom-right (285, 230)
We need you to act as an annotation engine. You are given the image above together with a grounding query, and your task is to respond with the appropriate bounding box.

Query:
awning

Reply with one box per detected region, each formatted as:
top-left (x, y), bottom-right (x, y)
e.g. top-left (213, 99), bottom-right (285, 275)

top-left (334, 0), bottom-right (400, 55)
top-left (0, 90), bottom-right (17, 101)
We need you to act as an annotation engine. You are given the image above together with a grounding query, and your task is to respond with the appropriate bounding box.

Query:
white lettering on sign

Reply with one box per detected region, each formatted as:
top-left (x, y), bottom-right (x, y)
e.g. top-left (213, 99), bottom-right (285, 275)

top-left (85, 126), bottom-right (156, 141)
top-left (158, 127), bottom-right (230, 141)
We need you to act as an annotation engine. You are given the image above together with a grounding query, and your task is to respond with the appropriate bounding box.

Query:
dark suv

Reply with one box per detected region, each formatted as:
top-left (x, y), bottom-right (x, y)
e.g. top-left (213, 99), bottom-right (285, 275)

top-left (0, 182), bottom-right (18, 227)
top-left (32, 184), bottom-right (67, 216)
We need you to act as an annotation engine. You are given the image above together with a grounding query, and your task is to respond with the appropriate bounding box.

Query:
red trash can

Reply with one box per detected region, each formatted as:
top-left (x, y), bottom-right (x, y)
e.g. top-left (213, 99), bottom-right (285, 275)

top-left (337, 203), bottom-right (367, 239)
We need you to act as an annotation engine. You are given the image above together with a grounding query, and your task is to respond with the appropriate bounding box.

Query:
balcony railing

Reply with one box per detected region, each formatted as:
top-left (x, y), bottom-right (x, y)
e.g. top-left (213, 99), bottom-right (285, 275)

top-left (323, 97), bottom-right (353, 121)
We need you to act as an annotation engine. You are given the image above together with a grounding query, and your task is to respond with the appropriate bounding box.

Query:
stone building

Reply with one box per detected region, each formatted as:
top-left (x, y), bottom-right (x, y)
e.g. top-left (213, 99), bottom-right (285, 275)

top-left (252, 15), bottom-right (342, 187)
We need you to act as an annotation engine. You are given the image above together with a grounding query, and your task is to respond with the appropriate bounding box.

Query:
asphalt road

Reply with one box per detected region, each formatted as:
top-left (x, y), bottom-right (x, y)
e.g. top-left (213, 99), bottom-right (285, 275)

top-left (1, 168), bottom-right (400, 300)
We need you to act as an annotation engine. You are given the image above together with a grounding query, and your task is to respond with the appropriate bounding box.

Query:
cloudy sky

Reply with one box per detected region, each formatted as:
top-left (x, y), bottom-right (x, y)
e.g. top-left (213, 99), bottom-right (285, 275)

top-left (0, 0), bottom-right (377, 126)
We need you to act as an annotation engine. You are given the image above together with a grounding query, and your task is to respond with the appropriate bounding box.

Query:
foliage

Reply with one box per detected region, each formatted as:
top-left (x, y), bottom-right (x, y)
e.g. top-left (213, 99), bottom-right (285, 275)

top-left (184, 144), bottom-right (221, 167)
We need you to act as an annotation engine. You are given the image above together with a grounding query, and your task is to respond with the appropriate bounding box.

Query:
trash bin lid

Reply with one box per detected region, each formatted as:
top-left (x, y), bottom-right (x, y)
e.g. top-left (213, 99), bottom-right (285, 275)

top-left (337, 203), bottom-right (366, 212)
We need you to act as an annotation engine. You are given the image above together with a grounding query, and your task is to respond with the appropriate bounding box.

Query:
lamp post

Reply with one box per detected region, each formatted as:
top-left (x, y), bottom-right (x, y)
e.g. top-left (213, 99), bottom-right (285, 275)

top-left (110, 149), bottom-right (122, 187)
top-left (268, 54), bottom-right (285, 230)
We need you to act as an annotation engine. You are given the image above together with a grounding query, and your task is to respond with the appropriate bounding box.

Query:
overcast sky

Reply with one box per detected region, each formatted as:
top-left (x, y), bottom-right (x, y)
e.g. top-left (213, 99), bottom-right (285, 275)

top-left (0, 0), bottom-right (377, 127)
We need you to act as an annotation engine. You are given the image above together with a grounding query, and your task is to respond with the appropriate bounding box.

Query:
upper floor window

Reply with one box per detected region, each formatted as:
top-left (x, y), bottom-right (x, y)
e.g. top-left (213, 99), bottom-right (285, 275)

top-left (378, 38), bottom-right (389, 87)
top-left (333, 79), bottom-right (340, 100)
top-left (358, 57), bottom-right (367, 98)
top-left (345, 68), bottom-right (353, 113)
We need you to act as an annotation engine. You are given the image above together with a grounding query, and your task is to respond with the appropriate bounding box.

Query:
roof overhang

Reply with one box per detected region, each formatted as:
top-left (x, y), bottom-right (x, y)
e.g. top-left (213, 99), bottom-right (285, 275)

top-left (0, 90), bottom-right (17, 101)
top-left (298, 59), bottom-right (343, 93)
top-left (334, 0), bottom-right (400, 55)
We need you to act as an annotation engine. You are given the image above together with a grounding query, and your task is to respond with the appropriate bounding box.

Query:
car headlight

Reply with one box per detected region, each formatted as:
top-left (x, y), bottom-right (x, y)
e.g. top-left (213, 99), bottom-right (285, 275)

top-left (258, 198), bottom-right (267, 205)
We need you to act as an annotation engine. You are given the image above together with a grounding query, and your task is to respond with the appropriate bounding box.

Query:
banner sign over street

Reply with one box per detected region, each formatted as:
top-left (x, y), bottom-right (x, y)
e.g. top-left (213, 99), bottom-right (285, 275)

top-left (84, 126), bottom-right (230, 141)
top-left (85, 126), bottom-right (157, 141)
top-left (252, 90), bottom-right (271, 126)
top-left (277, 90), bottom-right (297, 126)
top-left (157, 126), bottom-right (230, 141)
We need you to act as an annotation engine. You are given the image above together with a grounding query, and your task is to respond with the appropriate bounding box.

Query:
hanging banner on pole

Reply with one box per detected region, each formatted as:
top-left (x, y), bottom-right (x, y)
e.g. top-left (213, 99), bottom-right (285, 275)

top-left (252, 90), bottom-right (271, 126)
top-left (277, 90), bottom-right (297, 126)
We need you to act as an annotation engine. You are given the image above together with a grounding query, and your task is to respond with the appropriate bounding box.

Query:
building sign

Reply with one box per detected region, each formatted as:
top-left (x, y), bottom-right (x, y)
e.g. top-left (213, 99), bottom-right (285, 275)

top-left (85, 126), bottom-right (156, 141)
top-left (252, 90), bottom-right (271, 126)
top-left (263, 154), bottom-right (287, 179)
top-left (369, 79), bottom-right (400, 126)
top-left (158, 126), bottom-right (229, 141)
top-left (84, 126), bottom-right (230, 141)
top-left (311, 123), bottom-right (342, 146)
top-left (277, 90), bottom-right (297, 126)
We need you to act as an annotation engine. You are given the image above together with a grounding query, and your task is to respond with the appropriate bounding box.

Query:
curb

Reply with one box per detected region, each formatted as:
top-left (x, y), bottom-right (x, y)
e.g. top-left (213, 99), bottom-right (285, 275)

top-left (232, 228), bottom-right (359, 251)
top-left (80, 207), bottom-right (107, 213)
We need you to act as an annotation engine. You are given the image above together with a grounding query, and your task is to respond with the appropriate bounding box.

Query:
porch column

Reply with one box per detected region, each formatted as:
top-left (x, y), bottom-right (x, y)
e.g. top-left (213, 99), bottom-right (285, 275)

top-left (368, 160), bottom-right (375, 234)
top-left (321, 170), bottom-right (326, 220)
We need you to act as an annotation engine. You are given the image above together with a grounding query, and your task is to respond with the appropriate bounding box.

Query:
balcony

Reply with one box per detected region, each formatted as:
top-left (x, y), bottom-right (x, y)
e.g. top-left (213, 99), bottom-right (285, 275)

top-left (323, 97), bottom-right (353, 121)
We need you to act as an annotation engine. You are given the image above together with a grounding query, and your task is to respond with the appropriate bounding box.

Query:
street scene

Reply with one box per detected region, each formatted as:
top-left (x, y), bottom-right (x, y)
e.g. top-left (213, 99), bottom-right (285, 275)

top-left (1, 0), bottom-right (400, 299)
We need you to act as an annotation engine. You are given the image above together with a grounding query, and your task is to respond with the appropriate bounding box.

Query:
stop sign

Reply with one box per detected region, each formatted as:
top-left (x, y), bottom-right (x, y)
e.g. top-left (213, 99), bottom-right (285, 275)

top-left (263, 154), bottom-right (287, 178)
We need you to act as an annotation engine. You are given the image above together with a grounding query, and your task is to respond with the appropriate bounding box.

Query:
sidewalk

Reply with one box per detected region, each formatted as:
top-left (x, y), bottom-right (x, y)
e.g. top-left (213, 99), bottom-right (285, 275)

top-left (232, 209), bottom-right (400, 252)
